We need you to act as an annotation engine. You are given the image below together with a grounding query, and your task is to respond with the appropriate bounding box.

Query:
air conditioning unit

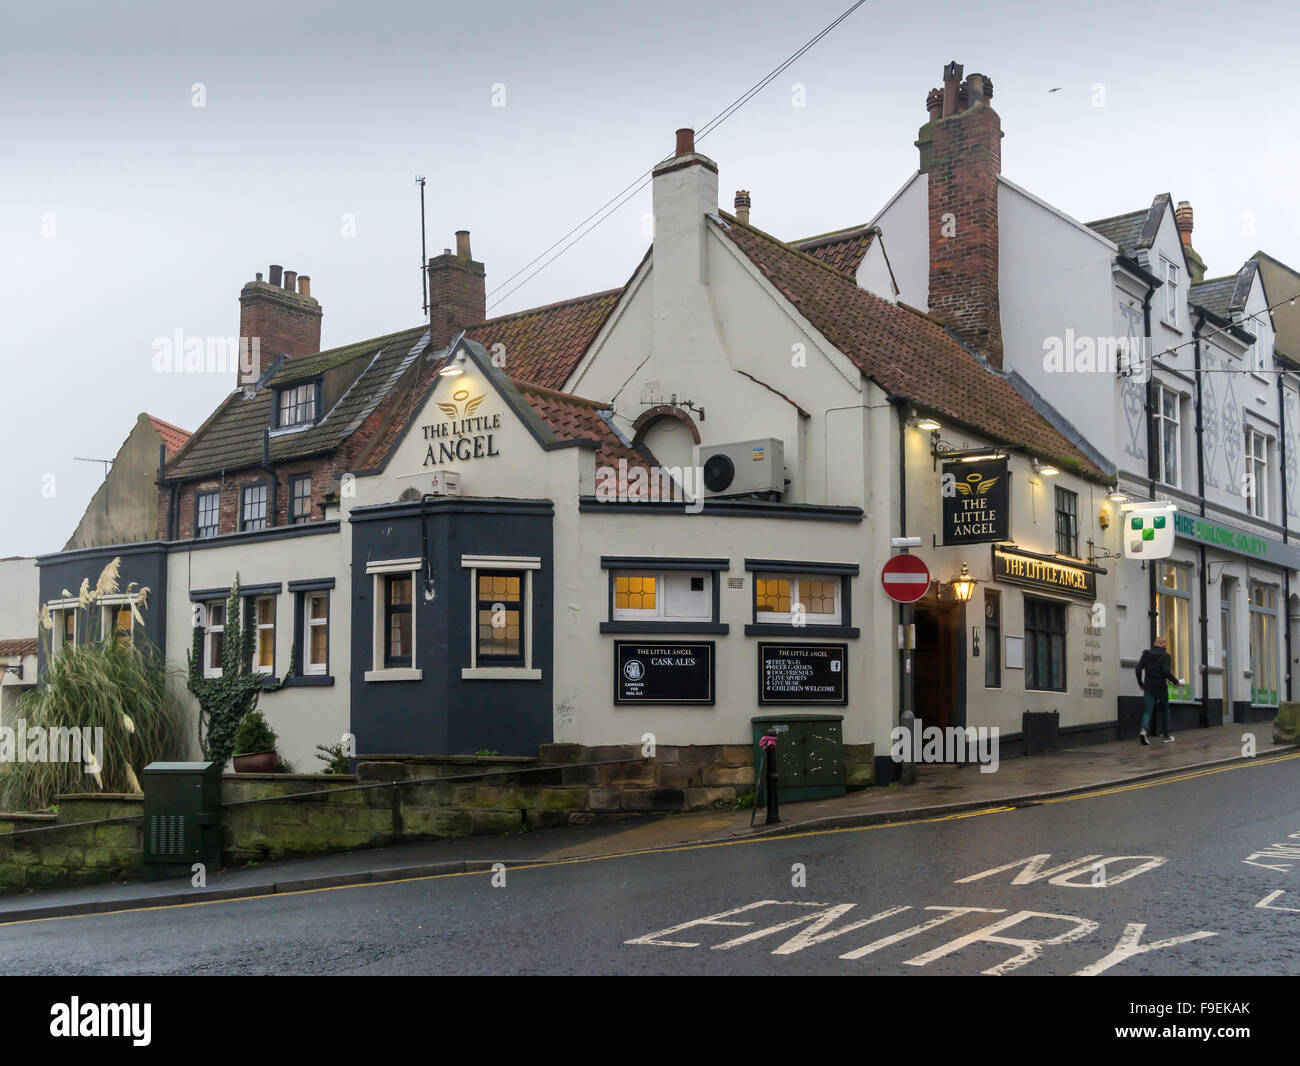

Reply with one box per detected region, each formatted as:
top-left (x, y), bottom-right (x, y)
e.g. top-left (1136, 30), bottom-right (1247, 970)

top-left (695, 438), bottom-right (786, 499)
top-left (428, 469), bottom-right (462, 496)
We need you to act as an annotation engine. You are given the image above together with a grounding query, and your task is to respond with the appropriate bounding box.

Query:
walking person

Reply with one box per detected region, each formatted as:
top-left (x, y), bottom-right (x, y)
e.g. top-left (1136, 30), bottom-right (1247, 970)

top-left (1135, 635), bottom-right (1183, 745)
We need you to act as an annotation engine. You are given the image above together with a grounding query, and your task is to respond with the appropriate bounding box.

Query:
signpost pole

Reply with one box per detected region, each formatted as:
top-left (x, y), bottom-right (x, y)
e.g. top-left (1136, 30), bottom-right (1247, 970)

top-left (899, 596), bottom-right (916, 786)
top-left (885, 542), bottom-right (926, 787)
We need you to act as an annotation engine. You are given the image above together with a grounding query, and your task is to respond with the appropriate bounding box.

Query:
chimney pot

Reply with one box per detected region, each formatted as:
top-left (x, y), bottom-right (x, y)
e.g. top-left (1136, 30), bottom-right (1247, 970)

top-left (734, 190), bottom-right (751, 225)
top-left (966, 73), bottom-right (988, 106)
top-left (675, 127), bottom-right (695, 157)
top-left (298, 275), bottom-right (311, 298)
top-left (926, 88), bottom-right (943, 121)
top-left (283, 270), bottom-right (297, 292)
top-left (269, 264), bottom-right (283, 287)
top-left (455, 230), bottom-right (472, 259)
top-left (942, 60), bottom-right (964, 117)
top-left (255, 272), bottom-right (263, 282)
top-left (1175, 201), bottom-right (1194, 244)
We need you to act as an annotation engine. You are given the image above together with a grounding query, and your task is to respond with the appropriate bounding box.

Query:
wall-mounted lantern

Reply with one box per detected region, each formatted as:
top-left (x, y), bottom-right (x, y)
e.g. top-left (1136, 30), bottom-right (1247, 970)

top-left (949, 562), bottom-right (977, 603)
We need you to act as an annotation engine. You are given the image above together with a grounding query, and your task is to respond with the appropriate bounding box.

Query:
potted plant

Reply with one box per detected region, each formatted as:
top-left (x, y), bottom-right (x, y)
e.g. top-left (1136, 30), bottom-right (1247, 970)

top-left (232, 709), bottom-right (278, 773)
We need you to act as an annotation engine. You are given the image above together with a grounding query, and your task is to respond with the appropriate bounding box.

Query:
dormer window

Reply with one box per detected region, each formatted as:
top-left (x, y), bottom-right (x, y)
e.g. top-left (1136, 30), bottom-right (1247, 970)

top-left (277, 382), bottom-right (318, 427)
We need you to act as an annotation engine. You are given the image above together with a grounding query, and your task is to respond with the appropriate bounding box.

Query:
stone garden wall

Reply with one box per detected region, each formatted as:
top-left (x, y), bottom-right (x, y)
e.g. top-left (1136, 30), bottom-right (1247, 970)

top-left (0, 742), bottom-right (875, 892)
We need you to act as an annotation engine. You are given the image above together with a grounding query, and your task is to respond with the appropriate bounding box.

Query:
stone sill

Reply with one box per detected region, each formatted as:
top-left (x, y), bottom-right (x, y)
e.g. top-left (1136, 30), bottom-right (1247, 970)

top-left (365, 668), bottom-right (422, 682)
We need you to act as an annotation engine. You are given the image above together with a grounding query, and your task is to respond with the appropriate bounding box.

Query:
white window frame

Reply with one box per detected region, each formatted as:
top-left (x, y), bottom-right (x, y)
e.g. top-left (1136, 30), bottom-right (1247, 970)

top-left (99, 594), bottom-right (138, 646)
top-left (203, 600), bottom-right (225, 679)
top-left (1245, 429), bottom-right (1269, 519)
top-left (303, 591), bottom-right (329, 676)
top-left (461, 554), bottom-right (542, 680)
top-left (1251, 317), bottom-right (1271, 373)
top-left (278, 382), bottom-right (316, 427)
top-left (611, 570), bottom-right (713, 623)
top-left (251, 595), bottom-right (276, 675)
top-left (196, 490), bottom-right (220, 538)
top-left (1154, 384), bottom-right (1181, 488)
top-left (47, 599), bottom-right (78, 654)
top-left (754, 573), bottom-right (843, 626)
top-left (365, 558), bottom-right (422, 682)
top-left (1161, 256), bottom-right (1179, 327)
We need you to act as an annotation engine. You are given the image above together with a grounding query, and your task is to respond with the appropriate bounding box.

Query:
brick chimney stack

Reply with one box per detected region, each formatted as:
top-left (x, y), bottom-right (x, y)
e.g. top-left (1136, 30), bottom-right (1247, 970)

top-left (427, 230), bottom-right (486, 350)
top-left (917, 60), bottom-right (1004, 367)
top-left (238, 264), bottom-right (322, 387)
top-left (1174, 201), bottom-right (1206, 282)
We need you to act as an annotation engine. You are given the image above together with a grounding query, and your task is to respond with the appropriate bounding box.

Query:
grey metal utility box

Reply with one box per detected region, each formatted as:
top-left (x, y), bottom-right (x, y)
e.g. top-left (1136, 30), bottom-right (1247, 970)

top-left (142, 761), bottom-right (223, 881)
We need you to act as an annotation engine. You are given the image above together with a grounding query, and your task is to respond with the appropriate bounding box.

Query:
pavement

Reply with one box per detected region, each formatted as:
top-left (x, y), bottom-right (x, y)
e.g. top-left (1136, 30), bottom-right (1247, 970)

top-left (0, 721), bottom-right (1291, 925)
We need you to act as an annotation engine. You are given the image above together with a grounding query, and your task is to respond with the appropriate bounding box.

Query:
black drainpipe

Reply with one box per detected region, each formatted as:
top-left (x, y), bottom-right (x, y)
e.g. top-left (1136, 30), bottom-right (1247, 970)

top-left (888, 395), bottom-right (909, 734)
top-left (261, 429), bottom-right (279, 527)
top-left (1280, 372), bottom-right (1293, 701)
top-left (1193, 311), bottom-right (1210, 727)
top-left (1141, 279), bottom-right (1159, 645)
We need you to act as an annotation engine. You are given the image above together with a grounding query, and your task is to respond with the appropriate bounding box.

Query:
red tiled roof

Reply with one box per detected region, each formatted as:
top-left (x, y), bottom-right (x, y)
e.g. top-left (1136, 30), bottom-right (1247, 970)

top-left (0, 638), bottom-right (37, 658)
top-left (791, 224), bottom-right (875, 276)
top-left (714, 212), bottom-right (1107, 481)
top-left (148, 416), bottom-right (191, 458)
top-left (514, 379), bottom-right (648, 473)
top-left (463, 290), bottom-right (622, 391)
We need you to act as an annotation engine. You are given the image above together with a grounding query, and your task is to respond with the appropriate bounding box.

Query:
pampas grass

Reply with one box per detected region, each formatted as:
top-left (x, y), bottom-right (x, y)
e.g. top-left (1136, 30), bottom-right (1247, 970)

top-left (0, 559), bottom-right (186, 812)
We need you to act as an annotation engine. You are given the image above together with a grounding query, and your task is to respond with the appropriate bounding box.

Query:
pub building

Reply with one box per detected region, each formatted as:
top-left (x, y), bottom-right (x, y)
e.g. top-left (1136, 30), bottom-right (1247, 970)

top-left (36, 126), bottom-right (1129, 787)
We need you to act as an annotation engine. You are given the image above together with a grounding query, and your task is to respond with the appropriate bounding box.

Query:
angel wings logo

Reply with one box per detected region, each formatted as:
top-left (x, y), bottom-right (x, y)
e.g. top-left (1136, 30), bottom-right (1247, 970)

top-left (954, 471), bottom-right (1000, 497)
top-left (437, 389), bottom-right (486, 420)
top-left (941, 459), bottom-right (1008, 544)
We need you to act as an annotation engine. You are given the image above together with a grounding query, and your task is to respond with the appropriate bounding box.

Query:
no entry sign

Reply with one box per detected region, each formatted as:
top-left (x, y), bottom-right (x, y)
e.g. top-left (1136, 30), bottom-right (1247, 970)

top-left (881, 554), bottom-right (931, 603)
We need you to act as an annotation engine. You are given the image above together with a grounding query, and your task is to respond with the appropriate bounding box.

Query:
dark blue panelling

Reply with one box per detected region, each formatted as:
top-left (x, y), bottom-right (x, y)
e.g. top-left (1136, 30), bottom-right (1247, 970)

top-left (349, 498), bottom-right (554, 757)
top-left (36, 546), bottom-right (169, 672)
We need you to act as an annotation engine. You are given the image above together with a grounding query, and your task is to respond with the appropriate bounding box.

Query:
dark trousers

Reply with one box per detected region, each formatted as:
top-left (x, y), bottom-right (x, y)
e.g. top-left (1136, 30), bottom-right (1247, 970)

top-left (1141, 688), bottom-right (1170, 735)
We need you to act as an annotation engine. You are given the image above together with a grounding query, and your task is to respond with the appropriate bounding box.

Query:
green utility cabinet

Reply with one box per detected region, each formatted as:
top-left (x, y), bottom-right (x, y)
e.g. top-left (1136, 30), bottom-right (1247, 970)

top-left (751, 714), bottom-right (846, 804)
top-left (142, 761), bottom-right (223, 881)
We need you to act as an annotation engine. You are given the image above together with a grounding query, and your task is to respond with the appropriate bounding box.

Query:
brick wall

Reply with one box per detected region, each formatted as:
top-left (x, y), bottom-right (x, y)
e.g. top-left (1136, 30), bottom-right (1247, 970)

top-left (163, 460), bottom-right (338, 540)
top-left (427, 251), bottom-right (486, 350)
top-left (238, 281), bottom-right (322, 387)
top-left (924, 82), bottom-right (1004, 367)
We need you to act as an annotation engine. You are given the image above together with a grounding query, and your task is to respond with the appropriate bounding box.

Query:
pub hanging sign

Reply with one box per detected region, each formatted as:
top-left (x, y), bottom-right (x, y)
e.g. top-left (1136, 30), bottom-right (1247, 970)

top-left (941, 457), bottom-right (1009, 545)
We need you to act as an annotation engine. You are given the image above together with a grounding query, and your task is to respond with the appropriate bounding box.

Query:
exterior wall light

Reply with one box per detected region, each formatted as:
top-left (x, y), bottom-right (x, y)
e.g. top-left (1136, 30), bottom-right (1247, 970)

top-left (915, 417), bottom-right (941, 431)
top-left (439, 350), bottom-right (467, 377)
top-left (950, 562), bottom-right (977, 603)
top-left (1033, 458), bottom-right (1059, 476)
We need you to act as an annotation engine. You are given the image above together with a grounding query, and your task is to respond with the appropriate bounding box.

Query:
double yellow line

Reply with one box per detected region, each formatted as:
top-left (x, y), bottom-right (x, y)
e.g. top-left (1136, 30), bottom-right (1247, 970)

top-left (3, 750), bottom-right (1295, 928)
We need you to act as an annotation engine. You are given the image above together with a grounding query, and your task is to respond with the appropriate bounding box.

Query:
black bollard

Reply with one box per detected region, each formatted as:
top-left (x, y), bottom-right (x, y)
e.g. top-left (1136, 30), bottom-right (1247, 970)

top-left (762, 728), bottom-right (780, 825)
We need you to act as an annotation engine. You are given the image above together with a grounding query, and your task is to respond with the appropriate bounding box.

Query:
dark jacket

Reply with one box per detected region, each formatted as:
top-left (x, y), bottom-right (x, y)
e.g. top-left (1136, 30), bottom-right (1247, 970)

top-left (1135, 646), bottom-right (1179, 693)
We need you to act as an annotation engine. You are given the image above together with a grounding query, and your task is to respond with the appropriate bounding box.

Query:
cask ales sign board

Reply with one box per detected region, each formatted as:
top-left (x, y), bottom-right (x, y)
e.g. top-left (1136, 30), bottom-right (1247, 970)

top-left (614, 642), bottom-right (715, 705)
top-left (941, 458), bottom-right (1008, 545)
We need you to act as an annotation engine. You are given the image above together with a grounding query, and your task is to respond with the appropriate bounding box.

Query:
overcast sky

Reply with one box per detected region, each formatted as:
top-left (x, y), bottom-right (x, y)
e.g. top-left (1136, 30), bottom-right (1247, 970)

top-left (3, 0), bottom-right (1297, 557)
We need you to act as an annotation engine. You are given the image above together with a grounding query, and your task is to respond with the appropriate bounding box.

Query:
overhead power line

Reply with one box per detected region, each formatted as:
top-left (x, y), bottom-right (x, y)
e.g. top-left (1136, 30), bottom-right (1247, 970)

top-left (485, 0), bottom-right (870, 312)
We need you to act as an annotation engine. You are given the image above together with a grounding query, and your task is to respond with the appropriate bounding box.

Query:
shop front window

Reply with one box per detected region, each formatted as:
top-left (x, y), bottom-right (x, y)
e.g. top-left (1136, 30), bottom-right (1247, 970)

top-left (1024, 597), bottom-right (1067, 692)
top-left (1249, 582), bottom-right (1279, 706)
top-left (1155, 562), bottom-right (1192, 702)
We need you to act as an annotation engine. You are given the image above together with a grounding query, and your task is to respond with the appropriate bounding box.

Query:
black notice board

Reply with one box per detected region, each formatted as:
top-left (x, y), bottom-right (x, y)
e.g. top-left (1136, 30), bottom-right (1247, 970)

top-left (614, 642), bottom-right (715, 705)
top-left (758, 643), bottom-right (848, 705)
